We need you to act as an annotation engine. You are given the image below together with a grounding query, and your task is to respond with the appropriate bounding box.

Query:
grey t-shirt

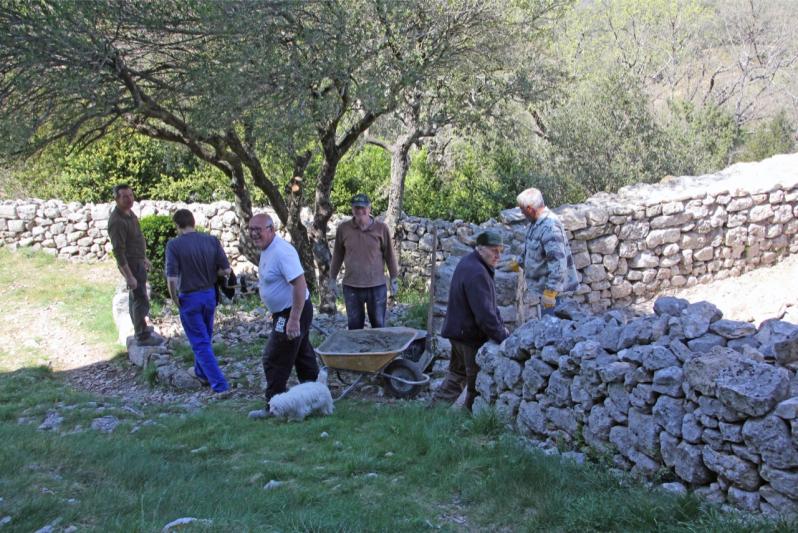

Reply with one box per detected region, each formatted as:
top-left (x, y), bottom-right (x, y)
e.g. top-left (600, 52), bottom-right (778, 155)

top-left (165, 231), bottom-right (230, 293)
top-left (258, 235), bottom-right (309, 313)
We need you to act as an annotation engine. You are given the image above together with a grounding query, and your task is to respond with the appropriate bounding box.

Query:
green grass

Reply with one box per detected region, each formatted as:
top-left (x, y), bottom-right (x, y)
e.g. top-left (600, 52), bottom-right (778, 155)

top-left (0, 248), bottom-right (119, 370)
top-left (2, 368), bottom-right (795, 532)
top-left (390, 283), bottom-right (430, 330)
top-left (1, 248), bottom-right (796, 532)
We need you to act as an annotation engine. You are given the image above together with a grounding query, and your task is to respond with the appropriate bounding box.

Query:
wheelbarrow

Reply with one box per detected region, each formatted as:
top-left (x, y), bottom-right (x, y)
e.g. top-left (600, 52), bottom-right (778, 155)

top-left (314, 326), bottom-right (434, 400)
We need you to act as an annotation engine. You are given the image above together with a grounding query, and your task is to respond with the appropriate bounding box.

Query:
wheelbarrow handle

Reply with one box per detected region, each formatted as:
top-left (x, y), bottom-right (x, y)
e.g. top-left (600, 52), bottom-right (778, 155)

top-left (377, 372), bottom-right (431, 386)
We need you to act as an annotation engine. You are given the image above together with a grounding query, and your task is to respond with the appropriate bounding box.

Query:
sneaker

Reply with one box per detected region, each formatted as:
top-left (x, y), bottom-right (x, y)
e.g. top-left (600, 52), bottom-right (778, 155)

top-left (136, 335), bottom-right (164, 347)
top-left (214, 389), bottom-right (233, 398)
top-left (188, 368), bottom-right (210, 387)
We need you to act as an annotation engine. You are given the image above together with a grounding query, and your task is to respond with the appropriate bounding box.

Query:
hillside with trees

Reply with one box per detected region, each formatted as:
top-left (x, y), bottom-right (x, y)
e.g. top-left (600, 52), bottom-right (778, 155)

top-left (1, 0), bottom-right (796, 292)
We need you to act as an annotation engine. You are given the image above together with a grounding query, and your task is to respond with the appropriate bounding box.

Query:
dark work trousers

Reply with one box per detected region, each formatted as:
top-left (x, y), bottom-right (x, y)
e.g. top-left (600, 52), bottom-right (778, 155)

top-left (128, 260), bottom-right (151, 340)
top-left (262, 298), bottom-right (319, 404)
top-left (342, 284), bottom-right (387, 330)
top-left (179, 287), bottom-right (229, 393)
top-left (432, 340), bottom-right (480, 412)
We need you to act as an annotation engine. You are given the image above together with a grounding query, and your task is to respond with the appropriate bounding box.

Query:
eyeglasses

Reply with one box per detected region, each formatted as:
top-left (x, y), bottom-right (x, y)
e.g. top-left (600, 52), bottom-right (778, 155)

top-left (248, 225), bottom-right (273, 235)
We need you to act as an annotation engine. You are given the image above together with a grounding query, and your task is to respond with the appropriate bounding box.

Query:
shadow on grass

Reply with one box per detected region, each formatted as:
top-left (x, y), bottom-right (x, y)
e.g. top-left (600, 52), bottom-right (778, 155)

top-left (2, 366), bottom-right (797, 532)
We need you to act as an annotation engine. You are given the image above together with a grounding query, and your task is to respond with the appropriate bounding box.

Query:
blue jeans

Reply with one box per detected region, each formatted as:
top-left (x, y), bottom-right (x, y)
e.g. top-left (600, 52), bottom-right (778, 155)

top-left (343, 284), bottom-right (387, 329)
top-left (178, 288), bottom-right (229, 392)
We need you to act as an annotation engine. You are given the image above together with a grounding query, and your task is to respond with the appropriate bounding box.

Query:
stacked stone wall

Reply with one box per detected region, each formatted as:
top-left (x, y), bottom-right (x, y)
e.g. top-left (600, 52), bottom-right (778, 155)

top-left (423, 153), bottom-right (798, 328)
top-left (473, 296), bottom-right (798, 517)
top-left (2, 153), bottom-right (797, 317)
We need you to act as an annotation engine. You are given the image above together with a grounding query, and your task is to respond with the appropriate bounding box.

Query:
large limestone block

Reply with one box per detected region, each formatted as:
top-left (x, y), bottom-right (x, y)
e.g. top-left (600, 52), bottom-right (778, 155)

top-left (653, 395), bottom-right (684, 437)
top-left (742, 415), bottom-right (798, 469)
top-left (517, 401), bottom-right (547, 435)
top-left (716, 358), bottom-right (789, 417)
top-left (760, 465), bottom-right (798, 500)
top-left (701, 446), bottom-right (761, 491)
top-left (683, 347), bottom-right (747, 396)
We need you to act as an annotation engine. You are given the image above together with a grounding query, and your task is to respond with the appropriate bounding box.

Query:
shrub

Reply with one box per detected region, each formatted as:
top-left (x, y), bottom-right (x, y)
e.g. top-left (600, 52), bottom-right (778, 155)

top-left (139, 215), bottom-right (176, 299)
top-left (8, 130), bottom-right (231, 203)
top-left (736, 110), bottom-right (796, 163)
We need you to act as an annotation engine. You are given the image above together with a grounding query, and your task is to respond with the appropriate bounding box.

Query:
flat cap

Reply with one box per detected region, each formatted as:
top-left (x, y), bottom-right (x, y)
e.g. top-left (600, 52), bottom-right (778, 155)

top-left (475, 231), bottom-right (503, 247)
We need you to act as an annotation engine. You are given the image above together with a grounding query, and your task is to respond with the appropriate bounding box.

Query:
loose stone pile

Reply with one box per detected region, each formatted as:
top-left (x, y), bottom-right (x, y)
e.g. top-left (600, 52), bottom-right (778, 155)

top-left (473, 295), bottom-right (798, 517)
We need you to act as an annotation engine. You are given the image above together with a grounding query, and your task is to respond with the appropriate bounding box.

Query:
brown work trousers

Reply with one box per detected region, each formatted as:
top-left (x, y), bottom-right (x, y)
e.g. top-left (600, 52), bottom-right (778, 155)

top-left (432, 340), bottom-right (480, 412)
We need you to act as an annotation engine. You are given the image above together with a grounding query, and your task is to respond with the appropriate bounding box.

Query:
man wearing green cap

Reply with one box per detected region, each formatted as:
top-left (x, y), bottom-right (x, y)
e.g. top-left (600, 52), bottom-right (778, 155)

top-left (330, 193), bottom-right (399, 329)
top-left (434, 230), bottom-right (508, 411)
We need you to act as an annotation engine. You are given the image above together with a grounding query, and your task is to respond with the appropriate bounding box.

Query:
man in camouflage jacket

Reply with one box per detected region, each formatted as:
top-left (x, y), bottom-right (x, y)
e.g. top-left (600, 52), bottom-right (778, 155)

top-left (515, 187), bottom-right (579, 314)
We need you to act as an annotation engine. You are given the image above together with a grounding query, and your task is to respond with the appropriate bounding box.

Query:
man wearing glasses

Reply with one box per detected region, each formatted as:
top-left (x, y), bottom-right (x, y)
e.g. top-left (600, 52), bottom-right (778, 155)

top-left (248, 214), bottom-right (319, 414)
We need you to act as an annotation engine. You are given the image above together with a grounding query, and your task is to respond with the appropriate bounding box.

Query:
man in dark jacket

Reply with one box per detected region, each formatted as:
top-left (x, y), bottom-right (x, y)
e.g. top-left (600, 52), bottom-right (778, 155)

top-left (433, 231), bottom-right (508, 411)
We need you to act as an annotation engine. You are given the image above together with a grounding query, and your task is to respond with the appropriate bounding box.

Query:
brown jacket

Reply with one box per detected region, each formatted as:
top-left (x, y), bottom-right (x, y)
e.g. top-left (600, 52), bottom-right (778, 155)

top-left (330, 217), bottom-right (398, 288)
top-left (107, 206), bottom-right (146, 268)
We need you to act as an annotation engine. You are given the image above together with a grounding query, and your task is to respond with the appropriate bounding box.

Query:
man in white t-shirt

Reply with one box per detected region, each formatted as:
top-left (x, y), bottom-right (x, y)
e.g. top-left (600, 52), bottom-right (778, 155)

top-left (248, 214), bottom-right (319, 411)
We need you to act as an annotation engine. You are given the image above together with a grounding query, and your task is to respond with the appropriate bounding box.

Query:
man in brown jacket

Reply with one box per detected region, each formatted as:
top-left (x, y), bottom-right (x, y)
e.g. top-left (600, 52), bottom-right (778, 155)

top-left (107, 184), bottom-right (161, 346)
top-left (329, 193), bottom-right (399, 329)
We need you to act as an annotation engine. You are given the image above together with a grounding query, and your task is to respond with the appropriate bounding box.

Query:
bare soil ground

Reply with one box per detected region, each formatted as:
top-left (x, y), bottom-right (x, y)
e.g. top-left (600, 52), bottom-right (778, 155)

top-left (4, 255), bottom-right (797, 405)
top-left (632, 253), bottom-right (798, 326)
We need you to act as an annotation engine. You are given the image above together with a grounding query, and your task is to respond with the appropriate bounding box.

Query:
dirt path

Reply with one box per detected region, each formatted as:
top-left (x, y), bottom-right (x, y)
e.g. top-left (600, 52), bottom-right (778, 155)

top-left (4, 253), bottom-right (797, 405)
top-left (632, 253), bottom-right (798, 325)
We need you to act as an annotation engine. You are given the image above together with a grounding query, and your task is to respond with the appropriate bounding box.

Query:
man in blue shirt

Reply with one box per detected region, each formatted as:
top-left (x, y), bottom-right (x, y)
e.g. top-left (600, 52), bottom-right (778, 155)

top-left (165, 209), bottom-right (231, 393)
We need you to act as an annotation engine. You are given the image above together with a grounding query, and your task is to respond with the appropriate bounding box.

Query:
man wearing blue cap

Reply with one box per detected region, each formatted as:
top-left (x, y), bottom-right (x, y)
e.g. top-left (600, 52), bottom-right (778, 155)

top-left (329, 193), bottom-right (399, 329)
top-left (433, 230), bottom-right (508, 411)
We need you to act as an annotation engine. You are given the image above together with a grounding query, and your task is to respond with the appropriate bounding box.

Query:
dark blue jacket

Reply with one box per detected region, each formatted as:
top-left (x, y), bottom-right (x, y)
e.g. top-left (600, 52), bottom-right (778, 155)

top-left (441, 251), bottom-right (508, 347)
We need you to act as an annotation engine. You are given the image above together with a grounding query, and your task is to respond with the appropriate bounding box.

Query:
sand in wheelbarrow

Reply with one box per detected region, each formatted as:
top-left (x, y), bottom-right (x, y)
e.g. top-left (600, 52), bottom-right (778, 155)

top-left (320, 329), bottom-right (413, 354)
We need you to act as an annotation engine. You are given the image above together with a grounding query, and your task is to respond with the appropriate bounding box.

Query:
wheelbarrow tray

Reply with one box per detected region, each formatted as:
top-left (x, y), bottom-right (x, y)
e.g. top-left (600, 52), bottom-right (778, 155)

top-left (315, 326), bottom-right (419, 373)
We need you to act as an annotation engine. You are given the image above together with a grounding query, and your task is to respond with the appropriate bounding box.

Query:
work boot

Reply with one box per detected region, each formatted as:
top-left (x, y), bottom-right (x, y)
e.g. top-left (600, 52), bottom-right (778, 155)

top-left (136, 334), bottom-right (164, 347)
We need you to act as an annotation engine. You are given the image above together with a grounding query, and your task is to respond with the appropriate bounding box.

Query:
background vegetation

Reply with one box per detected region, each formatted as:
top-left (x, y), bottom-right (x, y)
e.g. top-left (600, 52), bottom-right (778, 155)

top-left (1, 0), bottom-right (796, 226)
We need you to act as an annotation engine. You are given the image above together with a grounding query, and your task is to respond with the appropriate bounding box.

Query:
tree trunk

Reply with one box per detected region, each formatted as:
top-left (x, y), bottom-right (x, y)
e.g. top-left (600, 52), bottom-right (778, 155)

top-left (385, 131), bottom-right (420, 265)
top-left (284, 152), bottom-right (317, 293)
top-left (310, 159), bottom-right (338, 314)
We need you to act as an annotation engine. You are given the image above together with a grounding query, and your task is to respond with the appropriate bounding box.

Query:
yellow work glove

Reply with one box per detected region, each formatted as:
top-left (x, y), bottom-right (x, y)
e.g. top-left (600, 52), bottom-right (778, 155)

top-left (542, 289), bottom-right (558, 309)
top-left (500, 259), bottom-right (521, 273)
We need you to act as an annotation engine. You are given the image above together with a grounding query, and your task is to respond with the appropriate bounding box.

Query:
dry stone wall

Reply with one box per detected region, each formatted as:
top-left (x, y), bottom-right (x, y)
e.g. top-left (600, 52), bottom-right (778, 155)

top-left (0, 199), bottom-right (271, 272)
top-left (1, 153), bottom-right (797, 316)
top-left (473, 296), bottom-right (798, 517)
top-left (422, 153), bottom-right (798, 328)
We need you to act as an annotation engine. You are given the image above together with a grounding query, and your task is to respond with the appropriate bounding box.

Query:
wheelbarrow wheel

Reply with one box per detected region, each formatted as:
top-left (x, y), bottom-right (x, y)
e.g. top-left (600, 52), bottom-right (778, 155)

top-left (382, 359), bottom-right (424, 399)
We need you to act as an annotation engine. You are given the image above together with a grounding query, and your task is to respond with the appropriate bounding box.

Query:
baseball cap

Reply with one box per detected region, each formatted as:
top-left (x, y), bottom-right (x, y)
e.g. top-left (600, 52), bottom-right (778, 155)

top-left (351, 193), bottom-right (371, 207)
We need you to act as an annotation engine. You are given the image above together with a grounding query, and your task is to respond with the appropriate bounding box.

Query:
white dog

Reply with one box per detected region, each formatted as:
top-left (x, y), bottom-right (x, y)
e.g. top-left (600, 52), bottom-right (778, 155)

top-left (268, 380), bottom-right (334, 421)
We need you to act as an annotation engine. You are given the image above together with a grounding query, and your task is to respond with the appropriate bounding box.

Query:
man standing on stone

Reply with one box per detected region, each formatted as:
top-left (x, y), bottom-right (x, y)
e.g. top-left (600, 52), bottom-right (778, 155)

top-left (107, 184), bottom-right (161, 346)
top-left (165, 209), bottom-right (231, 394)
top-left (514, 187), bottom-right (579, 315)
top-left (248, 214), bottom-right (318, 413)
top-left (433, 231), bottom-right (508, 412)
top-left (329, 193), bottom-right (399, 329)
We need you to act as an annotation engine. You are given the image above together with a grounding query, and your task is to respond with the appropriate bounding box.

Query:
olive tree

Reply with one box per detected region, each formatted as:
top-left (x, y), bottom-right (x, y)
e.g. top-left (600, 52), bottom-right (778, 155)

top-left (1, 0), bottom-right (529, 310)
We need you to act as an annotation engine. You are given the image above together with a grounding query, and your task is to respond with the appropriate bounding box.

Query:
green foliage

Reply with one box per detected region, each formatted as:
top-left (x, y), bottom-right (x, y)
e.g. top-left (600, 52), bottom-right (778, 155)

top-left (535, 72), bottom-right (673, 200)
top-left (403, 145), bottom-right (520, 222)
top-left (392, 287), bottom-right (429, 330)
top-left (665, 101), bottom-right (741, 174)
top-left (736, 111), bottom-right (797, 163)
top-left (331, 145), bottom-right (391, 214)
top-left (139, 215), bottom-right (176, 299)
top-left (9, 131), bottom-right (231, 203)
